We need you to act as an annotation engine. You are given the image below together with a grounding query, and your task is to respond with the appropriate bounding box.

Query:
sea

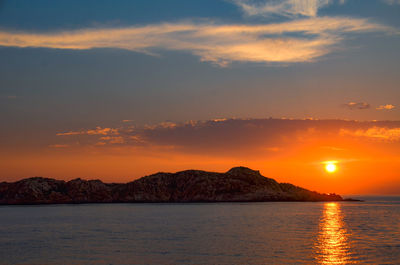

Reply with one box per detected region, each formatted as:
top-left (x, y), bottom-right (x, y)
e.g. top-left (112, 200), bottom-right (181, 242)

top-left (0, 196), bottom-right (399, 265)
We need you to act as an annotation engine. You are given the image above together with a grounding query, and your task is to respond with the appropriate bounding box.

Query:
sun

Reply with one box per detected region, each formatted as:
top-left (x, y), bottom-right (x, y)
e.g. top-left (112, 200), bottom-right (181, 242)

top-left (325, 163), bottom-right (337, 173)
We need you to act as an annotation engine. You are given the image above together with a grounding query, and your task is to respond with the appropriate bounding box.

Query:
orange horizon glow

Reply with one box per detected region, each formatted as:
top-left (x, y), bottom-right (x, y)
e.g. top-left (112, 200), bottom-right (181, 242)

top-left (0, 119), bottom-right (399, 195)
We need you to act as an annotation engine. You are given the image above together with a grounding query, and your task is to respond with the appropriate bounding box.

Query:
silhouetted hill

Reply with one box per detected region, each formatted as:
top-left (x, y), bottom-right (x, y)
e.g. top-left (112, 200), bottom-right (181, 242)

top-left (0, 167), bottom-right (342, 204)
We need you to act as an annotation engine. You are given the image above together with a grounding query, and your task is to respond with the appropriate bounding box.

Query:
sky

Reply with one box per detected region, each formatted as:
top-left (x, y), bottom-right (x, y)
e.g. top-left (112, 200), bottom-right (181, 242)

top-left (0, 0), bottom-right (399, 195)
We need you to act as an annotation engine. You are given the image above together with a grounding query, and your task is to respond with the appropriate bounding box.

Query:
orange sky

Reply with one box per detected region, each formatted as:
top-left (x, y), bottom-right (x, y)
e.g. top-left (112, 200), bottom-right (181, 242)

top-left (1, 118), bottom-right (399, 195)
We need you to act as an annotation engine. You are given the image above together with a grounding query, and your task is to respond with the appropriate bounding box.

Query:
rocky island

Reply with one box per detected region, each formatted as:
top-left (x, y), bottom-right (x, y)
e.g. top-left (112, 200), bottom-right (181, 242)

top-left (0, 167), bottom-right (343, 205)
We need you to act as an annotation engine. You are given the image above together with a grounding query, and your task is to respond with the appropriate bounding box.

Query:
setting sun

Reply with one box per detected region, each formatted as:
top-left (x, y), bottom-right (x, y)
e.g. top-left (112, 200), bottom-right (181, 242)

top-left (325, 163), bottom-right (337, 173)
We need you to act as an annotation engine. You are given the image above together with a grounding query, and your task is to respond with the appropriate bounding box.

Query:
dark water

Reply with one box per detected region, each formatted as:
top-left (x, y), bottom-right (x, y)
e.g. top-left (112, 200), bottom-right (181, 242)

top-left (0, 197), bottom-right (399, 265)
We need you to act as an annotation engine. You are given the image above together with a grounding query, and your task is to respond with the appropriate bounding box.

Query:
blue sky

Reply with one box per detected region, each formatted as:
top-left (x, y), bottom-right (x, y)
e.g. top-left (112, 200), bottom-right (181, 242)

top-left (1, 1), bottom-right (399, 125)
top-left (1, 1), bottom-right (399, 127)
top-left (0, 1), bottom-right (400, 188)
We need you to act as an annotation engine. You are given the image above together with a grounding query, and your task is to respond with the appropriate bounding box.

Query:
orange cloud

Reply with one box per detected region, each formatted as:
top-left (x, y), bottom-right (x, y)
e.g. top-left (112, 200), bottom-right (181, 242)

top-left (48, 144), bottom-right (69, 148)
top-left (343, 102), bottom-right (370, 110)
top-left (340, 126), bottom-right (400, 141)
top-left (57, 126), bottom-right (119, 136)
top-left (99, 136), bottom-right (125, 144)
top-left (55, 131), bottom-right (82, 136)
top-left (376, 104), bottom-right (395, 110)
top-left (53, 119), bottom-right (400, 156)
top-left (0, 17), bottom-right (394, 66)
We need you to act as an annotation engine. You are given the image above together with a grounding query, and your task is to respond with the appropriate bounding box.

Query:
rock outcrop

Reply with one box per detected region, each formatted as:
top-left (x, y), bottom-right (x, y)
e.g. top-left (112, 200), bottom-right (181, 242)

top-left (0, 167), bottom-right (342, 205)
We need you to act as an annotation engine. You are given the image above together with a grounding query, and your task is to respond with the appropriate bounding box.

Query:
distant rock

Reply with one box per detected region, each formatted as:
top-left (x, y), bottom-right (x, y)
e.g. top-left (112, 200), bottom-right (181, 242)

top-left (343, 197), bottom-right (363, 202)
top-left (0, 167), bottom-right (343, 205)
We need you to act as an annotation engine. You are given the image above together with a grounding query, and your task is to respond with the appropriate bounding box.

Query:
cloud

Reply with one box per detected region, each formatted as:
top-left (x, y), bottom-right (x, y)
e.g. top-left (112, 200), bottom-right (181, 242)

top-left (56, 126), bottom-right (119, 136)
top-left (233, 0), bottom-right (334, 18)
top-left (376, 104), bottom-right (395, 110)
top-left (48, 144), bottom-right (69, 148)
top-left (0, 17), bottom-right (393, 66)
top-left (55, 118), bottom-right (400, 158)
top-left (343, 102), bottom-right (396, 111)
top-left (0, 95), bottom-right (17, 99)
top-left (340, 126), bottom-right (400, 141)
top-left (382, 0), bottom-right (400, 5)
top-left (145, 121), bottom-right (178, 130)
top-left (98, 136), bottom-right (125, 144)
top-left (343, 102), bottom-right (370, 110)
top-left (57, 125), bottom-right (144, 146)
top-left (321, 146), bottom-right (346, 151)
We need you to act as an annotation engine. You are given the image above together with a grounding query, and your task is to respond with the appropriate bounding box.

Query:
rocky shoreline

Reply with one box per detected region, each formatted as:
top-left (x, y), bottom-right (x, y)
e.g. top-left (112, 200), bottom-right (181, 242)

top-left (0, 167), bottom-right (344, 205)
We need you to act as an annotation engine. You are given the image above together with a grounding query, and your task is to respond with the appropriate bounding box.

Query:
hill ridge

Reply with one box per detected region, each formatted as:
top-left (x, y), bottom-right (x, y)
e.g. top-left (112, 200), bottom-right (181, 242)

top-left (0, 166), bottom-right (342, 204)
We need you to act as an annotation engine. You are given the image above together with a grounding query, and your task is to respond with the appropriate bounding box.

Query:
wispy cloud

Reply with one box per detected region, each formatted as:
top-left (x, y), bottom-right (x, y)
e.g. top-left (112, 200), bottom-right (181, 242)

top-left (321, 146), bottom-right (346, 151)
top-left (376, 104), bottom-right (395, 110)
top-left (56, 126), bottom-right (119, 136)
top-left (98, 136), bottom-right (125, 144)
top-left (232, 0), bottom-right (400, 18)
top-left (343, 102), bottom-right (370, 110)
top-left (382, 0), bottom-right (400, 5)
top-left (340, 127), bottom-right (400, 141)
top-left (233, 0), bottom-right (335, 18)
top-left (57, 126), bottom-right (143, 146)
top-left (55, 118), bottom-right (400, 156)
top-left (48, 144), bottom-right (69, 148)
top-left (0, 95), bottom-right (17, 99)
top-left (0, 17), bottom-right (393, 66)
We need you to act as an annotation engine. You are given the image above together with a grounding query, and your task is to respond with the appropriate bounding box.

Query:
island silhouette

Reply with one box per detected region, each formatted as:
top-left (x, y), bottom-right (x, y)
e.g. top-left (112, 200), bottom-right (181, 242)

top-left (0, 167), bottom-right (344, 205)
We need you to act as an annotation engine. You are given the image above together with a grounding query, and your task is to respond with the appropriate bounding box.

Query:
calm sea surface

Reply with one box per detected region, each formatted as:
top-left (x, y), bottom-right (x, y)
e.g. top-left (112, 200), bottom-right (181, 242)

top-left (0, 196), bottom-right (399, 265)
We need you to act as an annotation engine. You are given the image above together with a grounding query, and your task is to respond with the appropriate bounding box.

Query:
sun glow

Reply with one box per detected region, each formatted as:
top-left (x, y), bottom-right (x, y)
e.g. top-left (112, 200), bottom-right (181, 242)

top-left (323, 161), bottom-right (338, 173)
top-left (325, 163), bottom-right (336, 173)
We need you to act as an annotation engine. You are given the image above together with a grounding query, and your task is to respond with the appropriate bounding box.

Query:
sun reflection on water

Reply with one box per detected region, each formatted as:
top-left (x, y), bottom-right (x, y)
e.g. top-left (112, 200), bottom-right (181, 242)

top-left (315, 202), bottom-right (354, 264)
